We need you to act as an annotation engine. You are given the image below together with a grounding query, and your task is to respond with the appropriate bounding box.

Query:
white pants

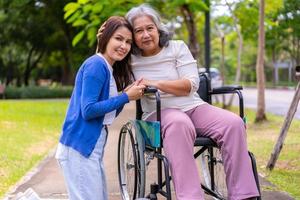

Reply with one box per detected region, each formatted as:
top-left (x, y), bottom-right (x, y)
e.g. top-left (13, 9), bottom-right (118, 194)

top-left (56, 128), bottom-right (108, 200)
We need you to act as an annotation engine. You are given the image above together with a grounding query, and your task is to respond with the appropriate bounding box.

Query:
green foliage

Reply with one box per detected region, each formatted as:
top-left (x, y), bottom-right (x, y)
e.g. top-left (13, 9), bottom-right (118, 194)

top-left (72, 30), bottom-right (85, 47)
top-left (168, 0), bottom-right (208, 12)
top-left (64, 2), bottom-right (81, 18)
top-left (0, 0), bottom-right (87, 86)
top-left (235, 0), bottom-right (259, 41)
top-left (1, 0), bottom-right (299, 87)
top-left (63, 0), bottom-right (208, 48)
top-left (211, 0), bottom-right (287, 84)
top-left (64, 0), bottom-right (143, 47)
top-left (265, 0), bottom-right (283, 15)
top-left (279, 0), bottom-right (300, 57)
top-left (4, 86), bottom-right (73, 99)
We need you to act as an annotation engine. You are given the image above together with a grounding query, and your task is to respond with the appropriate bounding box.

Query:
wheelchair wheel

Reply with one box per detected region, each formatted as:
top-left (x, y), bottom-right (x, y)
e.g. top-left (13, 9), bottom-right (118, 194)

top-left (200, 147), bottom-right (228, 199)
top-left (118, 122), bottom-right (146, 200)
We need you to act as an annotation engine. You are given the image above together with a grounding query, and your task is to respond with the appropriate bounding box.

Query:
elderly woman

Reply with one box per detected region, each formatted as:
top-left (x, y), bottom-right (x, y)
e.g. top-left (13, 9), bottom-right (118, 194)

top-left (126, 4), bottom-right (259, 200)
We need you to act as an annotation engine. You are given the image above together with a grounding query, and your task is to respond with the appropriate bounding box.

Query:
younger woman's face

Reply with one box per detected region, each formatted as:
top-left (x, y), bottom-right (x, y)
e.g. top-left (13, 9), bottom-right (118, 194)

top-left (103, 26), bottom-right (132, 65)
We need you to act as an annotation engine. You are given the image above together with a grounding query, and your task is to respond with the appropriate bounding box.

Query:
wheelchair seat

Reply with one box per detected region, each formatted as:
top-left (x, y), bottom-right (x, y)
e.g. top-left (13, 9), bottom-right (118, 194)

top-left (194, 136), bottom-right (217, 147)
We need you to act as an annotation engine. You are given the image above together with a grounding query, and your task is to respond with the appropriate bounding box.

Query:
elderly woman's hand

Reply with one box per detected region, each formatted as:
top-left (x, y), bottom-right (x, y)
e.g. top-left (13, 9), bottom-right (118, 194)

top-left (138, 78), bottom-right (158, 88)
top-left (137, 78), bottom-right (191, 96)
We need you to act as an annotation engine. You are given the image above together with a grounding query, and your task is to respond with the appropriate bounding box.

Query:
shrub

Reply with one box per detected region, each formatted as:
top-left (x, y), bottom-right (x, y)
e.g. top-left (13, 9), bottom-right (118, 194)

top-left (4, 86), bottom-right (73, 99)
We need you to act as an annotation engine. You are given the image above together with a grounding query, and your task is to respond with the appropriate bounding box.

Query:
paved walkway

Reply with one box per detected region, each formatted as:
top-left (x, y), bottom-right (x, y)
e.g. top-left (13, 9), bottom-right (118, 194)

top-left (4, 102), bottom-right (295, 200)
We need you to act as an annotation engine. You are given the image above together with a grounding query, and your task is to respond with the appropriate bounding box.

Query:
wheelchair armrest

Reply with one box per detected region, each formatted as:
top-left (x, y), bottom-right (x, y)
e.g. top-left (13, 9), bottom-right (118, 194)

top-left (210, 85), bottom-right (243, 94)
top-left (209, 85), bottom-right (245, 119)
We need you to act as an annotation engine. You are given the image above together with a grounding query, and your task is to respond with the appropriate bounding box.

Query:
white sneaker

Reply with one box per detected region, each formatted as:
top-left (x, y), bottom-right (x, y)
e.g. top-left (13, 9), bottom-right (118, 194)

top-left (15, 188), bottom-right (41, 200)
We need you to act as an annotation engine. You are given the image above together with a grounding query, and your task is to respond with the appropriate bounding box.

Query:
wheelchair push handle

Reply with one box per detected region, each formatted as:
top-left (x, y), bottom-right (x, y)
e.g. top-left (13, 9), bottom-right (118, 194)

top-left (296, 65), bottom-right (300, 80)
top-left (144, 86), bottom-right (158, 94)
top-left (135, 87), bottom-right (161, 121)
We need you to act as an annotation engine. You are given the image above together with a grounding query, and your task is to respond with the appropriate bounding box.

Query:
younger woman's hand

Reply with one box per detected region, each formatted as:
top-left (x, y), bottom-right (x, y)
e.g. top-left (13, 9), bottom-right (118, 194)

top-left (124, 78), bottom-right (143, 92)
top-left (125, 83), bottom-right (145, 101)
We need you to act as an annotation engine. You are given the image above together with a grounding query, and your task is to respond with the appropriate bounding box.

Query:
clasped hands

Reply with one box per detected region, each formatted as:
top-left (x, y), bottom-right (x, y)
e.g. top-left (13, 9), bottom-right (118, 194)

top-left (124, 78), bottom-right (156, 101)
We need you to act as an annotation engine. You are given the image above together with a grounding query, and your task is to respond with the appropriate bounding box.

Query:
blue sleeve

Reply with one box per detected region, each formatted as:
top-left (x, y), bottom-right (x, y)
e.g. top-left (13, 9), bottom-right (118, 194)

top-left (80, 61), bottom-right (129, 120)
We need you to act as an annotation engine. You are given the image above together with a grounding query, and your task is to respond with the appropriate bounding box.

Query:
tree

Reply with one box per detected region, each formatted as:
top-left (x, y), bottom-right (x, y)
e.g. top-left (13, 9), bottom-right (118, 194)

top-left (277, 0), bottom-right (300, 65)
top-left (0, 0), bottom-right (25, 85)
top-left (255, 0), bottom-right (267, 122)
top-left (10, 1), bottom-right (48, 86)
top-left (0, 1), bottom-right (52, 85)
top-left (63, 0), bottom-right (208, 60)
top-left (225, 0), bottom-right (243, 87)
top-left (63, 0), bottom-right (143, 47)
top-left (41, 0), bottom-right (83, 85)
top-left (216, 0), bottom-right (244, 107)
top-left (0, 0), bottom-right (82, 86)
top-left (163, 0), bottom-right (207, 59)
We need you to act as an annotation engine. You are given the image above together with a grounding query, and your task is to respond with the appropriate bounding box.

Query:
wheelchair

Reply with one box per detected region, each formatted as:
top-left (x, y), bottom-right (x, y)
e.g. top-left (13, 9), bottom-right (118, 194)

top-left (117, 73), bottom-right (262, 200)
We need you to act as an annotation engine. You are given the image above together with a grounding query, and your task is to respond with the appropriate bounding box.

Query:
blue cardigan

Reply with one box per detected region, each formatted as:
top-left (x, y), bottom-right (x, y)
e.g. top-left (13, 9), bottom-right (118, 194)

top-left (59, 55), bottom-right (129, 157)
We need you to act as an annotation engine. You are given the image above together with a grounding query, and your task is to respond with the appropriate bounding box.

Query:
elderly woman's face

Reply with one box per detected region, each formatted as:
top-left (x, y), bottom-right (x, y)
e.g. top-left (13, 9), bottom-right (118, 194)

top-left (132, 15), bottom-right (161, 56)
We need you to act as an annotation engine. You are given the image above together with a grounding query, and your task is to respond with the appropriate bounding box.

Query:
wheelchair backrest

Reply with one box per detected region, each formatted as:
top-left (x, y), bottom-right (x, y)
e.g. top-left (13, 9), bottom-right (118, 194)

top-left (197, 72), bottom-right (212, 104)
top-left (135, 72), bottom-right (212, 120)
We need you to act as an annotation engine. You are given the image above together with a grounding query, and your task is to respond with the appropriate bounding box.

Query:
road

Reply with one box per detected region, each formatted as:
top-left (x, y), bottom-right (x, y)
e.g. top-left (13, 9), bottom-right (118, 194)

top-left (226, 87), bottom-right (300, 119)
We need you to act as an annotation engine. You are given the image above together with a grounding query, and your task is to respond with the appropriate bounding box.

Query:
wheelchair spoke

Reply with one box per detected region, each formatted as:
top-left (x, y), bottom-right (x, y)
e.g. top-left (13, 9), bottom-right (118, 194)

top-left (118, 122), bottom-right (146, 200)
top-left (199, 147), bottom-right (228, 200)
top-left (118, 125), bottom-right (137, 200)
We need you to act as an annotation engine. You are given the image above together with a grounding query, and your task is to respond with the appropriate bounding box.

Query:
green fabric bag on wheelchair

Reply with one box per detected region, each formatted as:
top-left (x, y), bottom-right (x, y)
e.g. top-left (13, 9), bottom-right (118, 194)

top-left (133, 120), bottom-right (161, 148)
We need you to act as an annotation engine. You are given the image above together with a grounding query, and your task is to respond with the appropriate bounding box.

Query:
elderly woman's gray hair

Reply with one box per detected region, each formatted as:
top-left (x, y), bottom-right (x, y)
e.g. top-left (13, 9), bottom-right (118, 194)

top-left (126, 4), bottom-right (172, 54)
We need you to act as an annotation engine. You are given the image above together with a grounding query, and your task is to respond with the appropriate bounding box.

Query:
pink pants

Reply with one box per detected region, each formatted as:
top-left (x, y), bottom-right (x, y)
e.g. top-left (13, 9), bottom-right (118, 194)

top-left (146, 103), bottom-right (259, 200)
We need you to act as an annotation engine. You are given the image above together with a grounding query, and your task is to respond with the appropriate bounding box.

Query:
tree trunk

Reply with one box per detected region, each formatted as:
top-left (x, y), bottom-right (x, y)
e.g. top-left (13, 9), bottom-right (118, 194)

top-left (24, 47), bottom-right (44, 86)
top-left (180, 5), bottom-right (199, 59)
top-left (272, 49), bottom-right (276, 86)
top-left (61, 22), bottom-right (74, 85)
top-left (297, 38), bottom-right (300, 65)
top-left (5, 51), bottom-right (14, 86)
top-left (61, 50), bottom-right (72, 85)
top-left (24, 47), bottom-right (34, 86)
top-left (255, 0), bottom-right (267, 122)
top-left (221, 35), bottom-right (226, 107)
top-left (225, 0), bottom-right (243, 107)
top-left (215, 25), bottom-right (226, 107)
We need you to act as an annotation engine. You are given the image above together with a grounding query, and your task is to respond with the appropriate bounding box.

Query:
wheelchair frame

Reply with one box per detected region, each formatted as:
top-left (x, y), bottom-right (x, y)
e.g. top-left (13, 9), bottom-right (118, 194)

top-left (118, 73), bottom-right (261, 200)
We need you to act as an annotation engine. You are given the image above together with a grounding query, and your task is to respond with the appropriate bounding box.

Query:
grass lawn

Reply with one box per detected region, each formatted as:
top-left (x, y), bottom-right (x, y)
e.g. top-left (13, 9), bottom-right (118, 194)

top-left (0, 100), bottom-right (68, 197)
top-left (0, 100), bottom-right (299, 199)
top-left (244, 108), bottom-right (300, 199)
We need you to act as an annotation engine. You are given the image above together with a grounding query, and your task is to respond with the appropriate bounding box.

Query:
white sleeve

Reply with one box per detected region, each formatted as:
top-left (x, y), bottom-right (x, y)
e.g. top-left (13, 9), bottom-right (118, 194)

top-left (174, 41), bottom-right (199, 94)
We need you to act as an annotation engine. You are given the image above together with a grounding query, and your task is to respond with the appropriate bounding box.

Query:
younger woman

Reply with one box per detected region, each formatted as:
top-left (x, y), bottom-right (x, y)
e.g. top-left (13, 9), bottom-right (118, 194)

top-left (55, 16), bottom-right (145, 200)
